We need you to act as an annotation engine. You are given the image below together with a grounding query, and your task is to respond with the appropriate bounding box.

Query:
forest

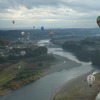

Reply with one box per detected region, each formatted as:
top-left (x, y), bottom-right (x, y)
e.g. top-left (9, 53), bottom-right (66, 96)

top-left (62, 37), bottom-right (100, 67)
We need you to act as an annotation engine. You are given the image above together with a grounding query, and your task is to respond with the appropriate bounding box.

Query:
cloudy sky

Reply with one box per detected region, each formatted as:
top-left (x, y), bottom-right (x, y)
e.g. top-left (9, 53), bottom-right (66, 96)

top-left (0, 0), bottom-right (100, 29)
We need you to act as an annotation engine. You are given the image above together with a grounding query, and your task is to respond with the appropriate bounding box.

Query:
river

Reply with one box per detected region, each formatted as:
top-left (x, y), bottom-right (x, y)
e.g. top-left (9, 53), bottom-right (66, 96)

top-left (0, 39), bottom-right (94, 100)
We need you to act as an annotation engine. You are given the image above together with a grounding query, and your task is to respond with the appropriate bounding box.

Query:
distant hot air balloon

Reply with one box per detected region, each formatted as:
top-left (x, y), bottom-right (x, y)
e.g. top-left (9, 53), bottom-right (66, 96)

top-left (18, 65), bottom-right (21, 69)
top-left (28, 32), bottom-right (30, 35)
top-left (1, 52), bottom-right (3, 55)
top-left (12, 20), bottom-right (15, 24)
top-left (33, 26), bottom-right (35, 29)
top-left (87, 74), bottom-right (95, 87)
top-left (41, 26), bottom-right (44, 31)
top-left (2, 54), bottom-right (4, 57)
top-left (18, 38), bottom-right (21, 40)
top-left (18, 46), bottom-right (20, 48)
top-left (27, 37), bottom-right (30, 40)
top-left (49, 30), bottom-right (54, 40)
top-left (97, 16), bottom-right (100, 27)
top-left (21, 32), bottom-right (25, 35)
top-left (10, 47), bottom-right (13, 50)
top-left (49, 31), bottom-right (54, 35)
top-left (21, 51), bottom-right (26, 56)
top-left (6, 45), bottom-right (8, 48)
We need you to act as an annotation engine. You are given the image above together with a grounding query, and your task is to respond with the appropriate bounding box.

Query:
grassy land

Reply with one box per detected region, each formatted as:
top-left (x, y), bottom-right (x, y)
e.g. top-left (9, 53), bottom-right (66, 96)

top-left (54, 86), bottom-right (81, 100)
top-left (53, 72), bottom-right (100, 100)
top-left (0, 54), bottom-right (57, 96)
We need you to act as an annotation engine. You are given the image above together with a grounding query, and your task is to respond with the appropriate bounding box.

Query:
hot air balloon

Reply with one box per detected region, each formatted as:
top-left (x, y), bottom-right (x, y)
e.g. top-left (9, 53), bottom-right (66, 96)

top-left (18, 46), bottom-right (20, 48)
top-left (6, 45), bottom-right (8, 48)
top-left (18, 38), bottom-right (21, 42)
top-left (41, 26), bottom-right (44, 31)
top-left (27, 37), bottom-right (30, 40)
top-left (18, 65), bottom-right (21, 69)
top-left (12, 20), bottom-right (15, 24)
top-left (49, 31), bottom-right (54, 35)
top-left (21, 32), bottom-right (25, 35)
top-left (21, 51), bottom-right (25, 56)
top-left (1, 52), bottom-right (3, 55)
top-left (28, 32), bottom-right (30, 35)
top-left (33, 26), bottom-right (35, 29)
top-left (49, 30), bottom-right (54, 40)
top-left (10, 47), bottom-right (13, 50)
top-left (87, 74), bottom-right (95, 87)
top-left (18, 38), bottom-right (20, 40)
top-left (97, 16), bottom-right (100, 27)
top-left (2, 54), bottom-right (4, 57)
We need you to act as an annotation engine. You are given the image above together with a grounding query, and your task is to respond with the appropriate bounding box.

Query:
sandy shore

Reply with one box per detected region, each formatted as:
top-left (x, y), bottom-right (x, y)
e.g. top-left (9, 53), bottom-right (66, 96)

top-left (44, 54), bottom-right (82, 75)
top-left (0, 54), bottom-right (82, 96)
top-left (44, 54), bottom-right (100, 100)
top-left (53, 70), bottom-right (100, 100)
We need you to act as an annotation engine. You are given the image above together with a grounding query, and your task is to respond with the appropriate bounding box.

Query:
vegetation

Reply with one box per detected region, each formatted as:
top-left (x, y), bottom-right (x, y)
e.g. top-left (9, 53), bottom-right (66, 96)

top-left (53, 73), bottom-right (100, 100)
top-left (0, 39), bottom-right (57, 96)
top-left (54, 86), bottom-right (80, 100)
top-left (62, 37), bottom-right (100, 67)
top-left (0, 39), bottom-right (10, 46)
top-left (0, 53), bottom-right (56, 96)
top-left (3, 71), bottom-right (42, 90)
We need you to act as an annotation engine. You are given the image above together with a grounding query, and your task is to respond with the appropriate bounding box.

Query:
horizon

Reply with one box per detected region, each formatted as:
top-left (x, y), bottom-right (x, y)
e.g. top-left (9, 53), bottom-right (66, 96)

top-left (0, 27), bottom-right (99, 31)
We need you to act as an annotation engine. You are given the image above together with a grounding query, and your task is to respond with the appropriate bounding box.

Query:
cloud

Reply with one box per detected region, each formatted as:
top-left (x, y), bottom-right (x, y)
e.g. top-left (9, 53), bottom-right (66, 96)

top-left (0, 0), bottom-right (100, 28)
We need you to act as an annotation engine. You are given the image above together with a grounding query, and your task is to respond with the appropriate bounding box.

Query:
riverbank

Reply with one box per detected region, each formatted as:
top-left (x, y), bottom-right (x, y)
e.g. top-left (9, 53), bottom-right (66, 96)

top-left (0, 54), bottom-right (82, 96)
top-left (0, 54), bottom-right (57, 96)
top-left (53, 71), bottom-right (100, 100)
top-left (44, 54), bottom-right (82, 75)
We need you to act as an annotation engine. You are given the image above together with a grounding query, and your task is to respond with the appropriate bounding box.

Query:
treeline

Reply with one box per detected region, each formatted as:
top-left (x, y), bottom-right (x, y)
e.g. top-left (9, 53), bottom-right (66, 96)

top-left (0, 46), bottom-right (48, 63)
top-left (9, 46), bottom-right (47, 59)
top-left (3, 71), bottom-right (42, 90)
top-left (0, 39), bottom-right (10, 46)
top-left (0, 29), bottom-right (50, 41)
top-left (62, 37), bottom-right (100, 67)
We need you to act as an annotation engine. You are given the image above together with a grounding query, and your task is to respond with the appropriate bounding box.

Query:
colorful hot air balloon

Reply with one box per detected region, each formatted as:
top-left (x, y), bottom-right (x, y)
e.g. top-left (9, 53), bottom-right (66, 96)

top-left (41, 26), bottom-right (44, 31)
top-left (87, 74), bottom-right (95, 87)
top-left (97, 16), bottom-right (100, 27)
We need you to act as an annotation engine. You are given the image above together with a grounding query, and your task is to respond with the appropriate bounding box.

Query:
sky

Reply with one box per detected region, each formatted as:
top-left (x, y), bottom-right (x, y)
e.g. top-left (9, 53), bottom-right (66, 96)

top-left (0, 0), bottom-right (100, 29)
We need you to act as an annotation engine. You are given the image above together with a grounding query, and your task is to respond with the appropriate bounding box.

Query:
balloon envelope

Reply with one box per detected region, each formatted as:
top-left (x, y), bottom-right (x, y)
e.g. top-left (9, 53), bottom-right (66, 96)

top-left (87, 74), bottom-right (95, 86)
top-left (18, 38), bottom-right (20, 40)
top-left (97, 16), bottom-right (100, 27)
top-left (41, 26), bottom-right (44, 31)
top-left (28, 32), bottom-right (30, 35)
top-left (21, 51), bottom-right (25, 56)
top-left (18, 65), bottom-right (21, 69)
top-left (10, 47), bottom-right (13, 50)
top-left (21, 32), bottom-right (25, 35)
top-left (49, 31), bottom-right (54, 35)
top-left (12, 20), bottom-right (15, 24)
top-left (1, 52), bottom-right (3, 55)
